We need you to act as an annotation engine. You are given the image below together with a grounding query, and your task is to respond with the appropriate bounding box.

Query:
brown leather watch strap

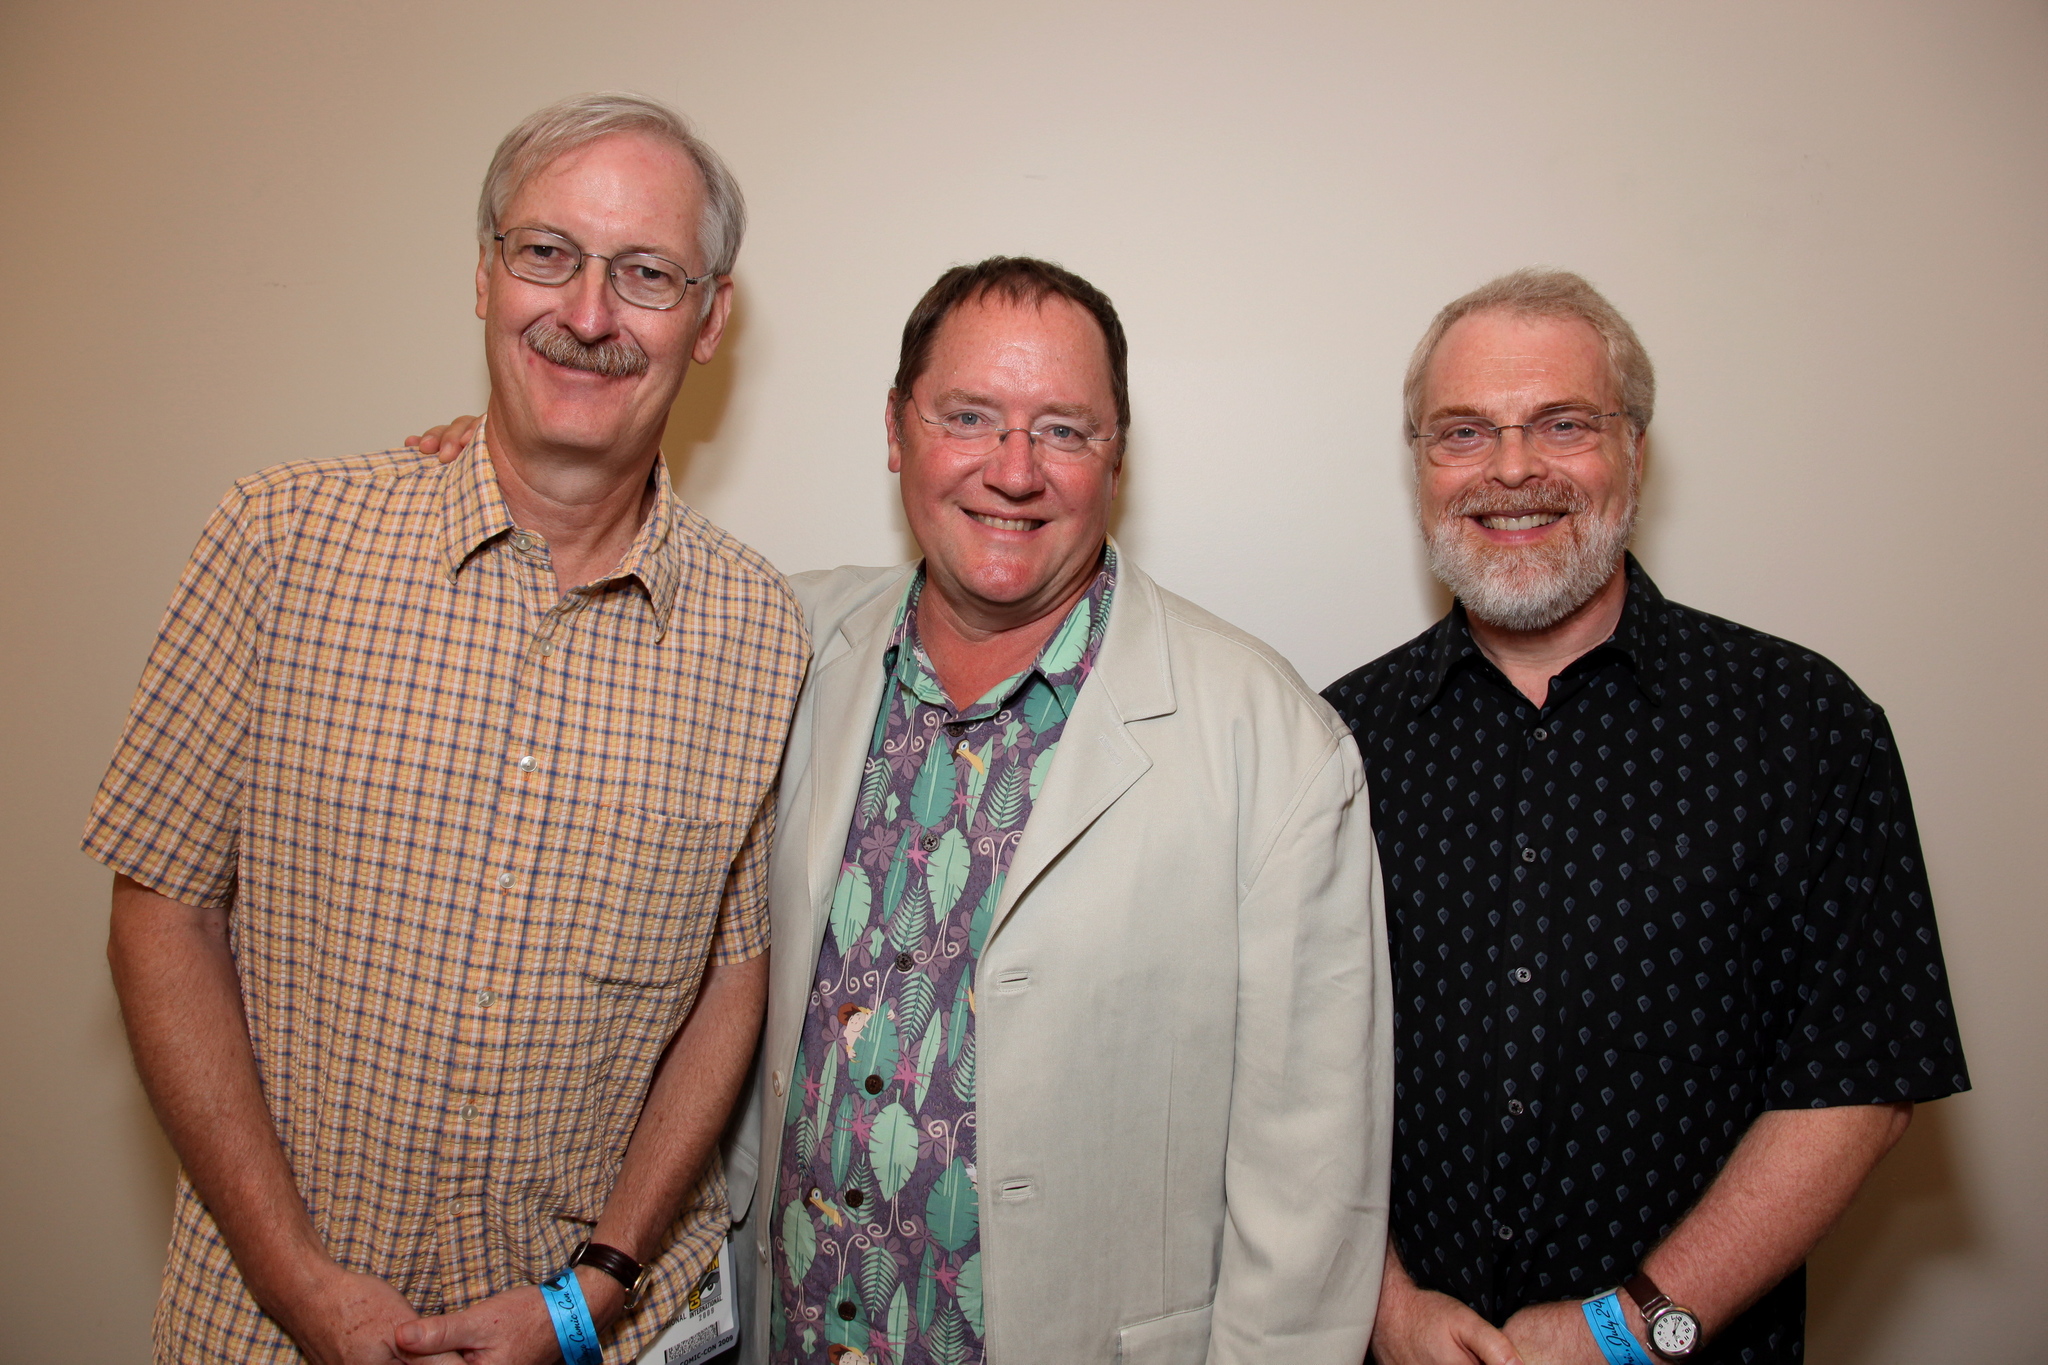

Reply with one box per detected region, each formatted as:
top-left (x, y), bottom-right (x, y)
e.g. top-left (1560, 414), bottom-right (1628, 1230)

top-left (1623, 1270), bottom-right (1671, 1316)
top-left (572, 1240), bottom-right (645, 1295)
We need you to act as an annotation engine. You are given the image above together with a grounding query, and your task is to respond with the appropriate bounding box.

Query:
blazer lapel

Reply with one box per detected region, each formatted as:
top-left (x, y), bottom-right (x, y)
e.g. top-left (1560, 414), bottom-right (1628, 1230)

top-left (989, 556), bottom-right (1176, 939)
top-left (802, 575), bottom-right (910, 948)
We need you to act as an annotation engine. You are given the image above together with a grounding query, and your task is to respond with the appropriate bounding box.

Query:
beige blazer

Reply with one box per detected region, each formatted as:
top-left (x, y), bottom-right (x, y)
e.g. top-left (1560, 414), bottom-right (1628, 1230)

top-left (730, 554), bottom-right (1391, 1364)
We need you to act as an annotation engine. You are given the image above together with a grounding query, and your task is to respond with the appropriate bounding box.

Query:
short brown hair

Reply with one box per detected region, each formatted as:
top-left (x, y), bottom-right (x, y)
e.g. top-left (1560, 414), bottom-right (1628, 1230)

top-left (892, 257), bottom-right (1130, 437)
top-left (1404, 268), bottom-right (1655, 437)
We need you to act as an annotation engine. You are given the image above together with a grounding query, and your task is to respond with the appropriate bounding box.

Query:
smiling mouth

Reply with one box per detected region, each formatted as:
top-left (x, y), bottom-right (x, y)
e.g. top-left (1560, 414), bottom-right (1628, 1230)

top-left (967, 511), bottom-right (1043, 532)
top-left (1476, 512), bottom-right (1564, 531)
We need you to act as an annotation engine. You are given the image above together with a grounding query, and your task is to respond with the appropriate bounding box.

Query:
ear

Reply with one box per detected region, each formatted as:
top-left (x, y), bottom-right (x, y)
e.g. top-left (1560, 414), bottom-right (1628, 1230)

top-left (690, 276), bottom-right (737, 365)
top-left (885, 391), bottom-right (906, 474)
top-left (475, 241), bottom-right (492, 321)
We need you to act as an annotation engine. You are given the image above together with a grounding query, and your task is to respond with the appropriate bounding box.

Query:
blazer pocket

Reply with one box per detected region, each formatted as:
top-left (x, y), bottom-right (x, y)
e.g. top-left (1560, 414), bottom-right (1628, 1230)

top-left (1118, 1303), bottom-right (1213, 1365)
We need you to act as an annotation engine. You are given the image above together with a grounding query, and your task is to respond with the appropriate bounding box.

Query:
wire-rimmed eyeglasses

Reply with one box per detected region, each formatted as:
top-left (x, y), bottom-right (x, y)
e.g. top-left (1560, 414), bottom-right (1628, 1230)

top-left (1411, 409), bottom-right (1626, 465)
top-left (493, 226), bottom-right (708, 311)
top-left (915, 408), bottom-right (1119, 463)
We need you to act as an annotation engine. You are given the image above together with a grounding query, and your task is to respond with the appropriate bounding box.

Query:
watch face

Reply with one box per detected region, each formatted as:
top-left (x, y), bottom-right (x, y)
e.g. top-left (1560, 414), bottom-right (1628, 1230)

top-left (1650, 1309), bottom-right (1700, 1356)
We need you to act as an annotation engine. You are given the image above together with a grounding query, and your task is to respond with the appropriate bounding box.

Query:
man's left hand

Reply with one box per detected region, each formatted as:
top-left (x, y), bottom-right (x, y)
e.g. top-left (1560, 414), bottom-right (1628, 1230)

top-left (395, 1268), bottom-right (626, 1364)
top-left (1501, 1300), bottom-right (1611, 1365)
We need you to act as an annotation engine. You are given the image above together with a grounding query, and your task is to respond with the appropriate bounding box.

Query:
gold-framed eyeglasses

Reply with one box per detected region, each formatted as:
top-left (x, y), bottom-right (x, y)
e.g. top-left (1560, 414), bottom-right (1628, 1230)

top-left (915, 408), bottom-right (1119, 463)
top-left (1412, 409), bottom-right (1625, 465)
top-left (493, 226), bottom-right (708, 311)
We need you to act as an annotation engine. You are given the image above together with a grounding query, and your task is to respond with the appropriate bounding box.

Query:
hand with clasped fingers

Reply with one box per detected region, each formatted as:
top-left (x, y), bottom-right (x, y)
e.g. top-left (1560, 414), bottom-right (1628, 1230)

top-left (393, 1267), bottom-right (626, 1364)
top-left (1370, 1251), bottom-right (1525, 1365)
top-left (258, 1261), bottom-right (463, 1365)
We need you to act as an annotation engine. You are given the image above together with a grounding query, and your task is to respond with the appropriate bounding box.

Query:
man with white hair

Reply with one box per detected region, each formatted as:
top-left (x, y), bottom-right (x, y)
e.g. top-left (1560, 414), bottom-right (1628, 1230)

top-left (84, 94), bottom-right (803, 1364)
top-left (1324, 271), bottom-right (1970, 1365)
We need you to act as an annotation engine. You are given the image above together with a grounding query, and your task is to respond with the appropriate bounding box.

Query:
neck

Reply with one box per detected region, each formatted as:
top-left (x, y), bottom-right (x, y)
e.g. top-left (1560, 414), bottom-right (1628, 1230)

top-left (1465, 559), bottom-right (1629, 707)
top-left (484, 406), bottom-right (663, 591)
top-left (916, 556), bottom-right (1100, 711)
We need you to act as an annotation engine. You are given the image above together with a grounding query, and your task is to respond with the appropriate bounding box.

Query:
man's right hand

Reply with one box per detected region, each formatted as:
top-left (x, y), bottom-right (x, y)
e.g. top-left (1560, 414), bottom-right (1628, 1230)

top-left (405, 415), bottom-right (482, 459)
top-left (1371, 1246), bottom-right (1525, 1365)
top-left (264, 1262), bottom-right (465, 1365)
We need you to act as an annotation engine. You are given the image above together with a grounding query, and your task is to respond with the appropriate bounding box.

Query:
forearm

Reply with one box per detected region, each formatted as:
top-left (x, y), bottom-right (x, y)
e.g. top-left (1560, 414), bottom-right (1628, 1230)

top-left (591, 952), bottom-right (769, 1270)
top-left (1637, 1102), bottom-right (1911, 1337)
top-left (107, 875), bottom-right (331, 1301)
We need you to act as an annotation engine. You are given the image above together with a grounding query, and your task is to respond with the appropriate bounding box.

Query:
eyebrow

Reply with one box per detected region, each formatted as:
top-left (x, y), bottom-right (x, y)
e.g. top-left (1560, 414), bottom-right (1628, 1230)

top-left (1420, 399), bottom-right (1609, 425)
top-left (517, 222), bottom-right (692, 266)
top-left (929, 388), bottom-right (1107, 424)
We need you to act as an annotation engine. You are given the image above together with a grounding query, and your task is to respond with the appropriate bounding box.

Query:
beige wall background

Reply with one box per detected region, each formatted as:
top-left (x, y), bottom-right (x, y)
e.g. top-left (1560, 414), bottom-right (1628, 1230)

top-left (3, 1), bottom-right (2041, 1359)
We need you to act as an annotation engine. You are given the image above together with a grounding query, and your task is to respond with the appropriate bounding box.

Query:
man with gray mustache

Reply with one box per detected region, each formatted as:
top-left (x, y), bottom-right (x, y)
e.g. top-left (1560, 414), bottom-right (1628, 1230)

top-left (84, 94), bottom-right (805, 1365)
top-left (1323, 271), bottom-right (1968, 1365)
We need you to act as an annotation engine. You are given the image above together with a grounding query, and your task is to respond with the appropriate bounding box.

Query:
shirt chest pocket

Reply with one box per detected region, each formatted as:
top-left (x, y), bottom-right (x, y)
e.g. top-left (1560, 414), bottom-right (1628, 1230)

top-left (569, 807), bottom-right (738, 987)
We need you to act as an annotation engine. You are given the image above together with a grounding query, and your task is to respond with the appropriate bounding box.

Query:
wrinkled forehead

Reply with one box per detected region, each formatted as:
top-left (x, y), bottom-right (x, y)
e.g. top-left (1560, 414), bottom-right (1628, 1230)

top-left (503, 133), bottom-right (705, 249)
top-left (1424, 311), bottom-right (1616, 414)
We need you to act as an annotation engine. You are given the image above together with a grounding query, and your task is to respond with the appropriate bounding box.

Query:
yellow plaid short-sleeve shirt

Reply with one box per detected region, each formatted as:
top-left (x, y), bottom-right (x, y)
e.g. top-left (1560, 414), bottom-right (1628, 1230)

top-left (84, 428), bottom-right (808, 1363)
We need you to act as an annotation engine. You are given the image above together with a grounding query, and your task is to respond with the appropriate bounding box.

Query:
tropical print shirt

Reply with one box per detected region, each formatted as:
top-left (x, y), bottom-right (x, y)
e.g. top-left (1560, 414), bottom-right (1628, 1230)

top-left (768, 549), bottom-right (1116, 1365)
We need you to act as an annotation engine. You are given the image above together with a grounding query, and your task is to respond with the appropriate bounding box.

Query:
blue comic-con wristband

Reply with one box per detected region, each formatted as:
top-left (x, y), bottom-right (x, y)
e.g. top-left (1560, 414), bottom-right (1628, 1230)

top-left (539, 1267), bottom-right (605, 1365)
top-left (1582, 1289), bottom-right (1658, 1365)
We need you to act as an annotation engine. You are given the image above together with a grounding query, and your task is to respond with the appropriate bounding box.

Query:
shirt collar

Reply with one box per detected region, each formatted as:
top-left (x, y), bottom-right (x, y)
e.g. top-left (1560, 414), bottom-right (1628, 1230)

top-left (1407, 552), bottom-right (1670, 710)
top-left (883, 543), bottom-right (1118, 719)
top-left (436, 418), bottom-right (687, 639)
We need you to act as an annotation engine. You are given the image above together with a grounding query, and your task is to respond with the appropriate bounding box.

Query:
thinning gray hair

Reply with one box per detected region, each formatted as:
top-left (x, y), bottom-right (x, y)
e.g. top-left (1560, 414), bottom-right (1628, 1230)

top-left (1403, 269), bottom-right (1655, 437)
top-left (477, 92), bottom-right (747, 279)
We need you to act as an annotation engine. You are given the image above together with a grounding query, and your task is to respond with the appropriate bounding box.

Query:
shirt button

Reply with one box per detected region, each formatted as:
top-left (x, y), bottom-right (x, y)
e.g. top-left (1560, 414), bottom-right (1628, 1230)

top-left (459, 1102), bottom-right (480, 1120)
top-left (1508, 1098), bottom-right (1526, 1115)
top-left (1532, 728), bottom-right (1550, 742)
top-left (495, 871), bottom-right (516, 889)
top-left (515, 754), bottom-right (538, 772)
top-left (896, 951), bottom-right (915, 972)
top-left (837, 1300), bottom-right (858, 1321)
top-left (1511, 967), bottom-right (1532, 984)
top-left (922, 833), bottom-right (940, 851)
top-left (865, 1075), bottom-right (884, 1095)
top-left (945, 721), bottom-right (967, 735)
top-left (535, 641), bottom-right (556, 657)
top-left (476, 989), bottom-right (496, 1006)
top-left (1497, 1224), bottom-right (1515, 1241)
top-left (845, 1188), bottom-right (865, 1208)
top-left (1521, 847), bottom-right (1537, 864)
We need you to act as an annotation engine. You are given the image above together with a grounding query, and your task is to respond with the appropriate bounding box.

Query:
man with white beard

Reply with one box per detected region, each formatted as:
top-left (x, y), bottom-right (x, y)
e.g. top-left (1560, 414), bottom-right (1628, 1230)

top-left (1323, 270), bottom-right (1968, 1365)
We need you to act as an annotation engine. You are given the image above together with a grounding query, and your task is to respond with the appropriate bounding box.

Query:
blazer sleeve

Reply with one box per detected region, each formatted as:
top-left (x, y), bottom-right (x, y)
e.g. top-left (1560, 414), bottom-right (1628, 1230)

top-left (1207, 732), bottom-right (1392, 1364)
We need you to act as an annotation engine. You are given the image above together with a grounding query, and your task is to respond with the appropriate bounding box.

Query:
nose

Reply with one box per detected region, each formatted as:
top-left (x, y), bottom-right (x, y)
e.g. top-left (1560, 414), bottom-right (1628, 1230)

top-left (981, 428), bottom-right (1048, 498)
top-left (557, 257), bottom-right (623, 341)
top-left (1484, 424), bottom-right (1547, 487)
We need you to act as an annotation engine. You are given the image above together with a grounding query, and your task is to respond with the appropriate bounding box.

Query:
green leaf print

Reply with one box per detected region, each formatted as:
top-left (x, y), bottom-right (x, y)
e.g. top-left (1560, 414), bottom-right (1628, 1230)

top-left (927, 1303), bottom-right (966, 1365)
top-left (783, 1045), bottom-right (809, 1124)
top-left (885, 1283), bottom-right (910, 1359)
top-left (924, 1158), bottom-right (979, 1252)
top-left (866, 926), bottom-right (886, 959)
top-left (910, 738), bottom-right (954, 828)
top-left (848, 1005), bottom-right (899, 1093)
top-left (771, 1278), bottom-right (787, 1353)
top-left (883, 790), bottom-right (900, 823)
top-left (889, 878), bottom-right (930, 955)
top-left (957, 1252), bottom-right (984, 1338)
top-left (868, 1102), bottom-right (919, 1199)
top-left (857, 754), bottom-right (889, 821)
top-left (797, 1115), bottom-right (819, 1169)
top-left (897, 972), bottom-right (936, 1043)
top-left (967, 883), bottom-right (999, 958)
top-left (830, 1093), bottom-right (856, 1188)
top-left (1001, 719), bottom-right (1022, 751)
top-left (1029, 746), bottom-right (1053, 803)
top-left (826, 1273), bottom-right (865, 1348)
top-left (913, 1015), bottom-right (943, 1110)
top-left (951, 1031), bottom-right (976, 1104)
top-left (946, 972), bottom-right (971, 1066)
top-left (780, 1199), bottom-right (815, 1285)
top-left (984, 764), bottom-right (1024, 829)
top-left (861, 1241), bottom-right (899, 1319)
top-left (1040, 597), bottom-right (1091, 673)
top-left (878, 827), bottom-right (913, 943)
top-left (829, 864), bottom-right (874, 958)
top-left (915, 1245), bottom-right (938, 1334)
top-left (960, 741), bottom-right (991, 824)
top-left (926, 827), bottom-right (971, 920)
top-left (815, 1039), bottom-right (838, 1142)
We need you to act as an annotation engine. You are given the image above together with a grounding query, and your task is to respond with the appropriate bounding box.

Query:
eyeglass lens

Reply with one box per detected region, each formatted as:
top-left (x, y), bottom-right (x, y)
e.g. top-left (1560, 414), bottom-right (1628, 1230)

top-left (498, 228), bottom-right (693, 310)
top-left (1423, 411), bottom-right (1615, 462)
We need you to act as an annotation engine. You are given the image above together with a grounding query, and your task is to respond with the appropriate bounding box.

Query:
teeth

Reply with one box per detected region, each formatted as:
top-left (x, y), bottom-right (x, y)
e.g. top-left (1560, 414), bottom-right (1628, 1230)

top-left (969, 513), bottom-right (1037, 531)
top-left (1479, 513), bottom-right (1562, 531)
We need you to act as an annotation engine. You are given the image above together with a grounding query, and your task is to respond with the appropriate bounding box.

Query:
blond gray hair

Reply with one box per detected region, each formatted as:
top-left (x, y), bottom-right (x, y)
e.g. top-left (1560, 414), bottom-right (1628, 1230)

top-left (1403, 269), bottom-right (1655, 437)
top-left (477, 92), bottom-right (747, 278)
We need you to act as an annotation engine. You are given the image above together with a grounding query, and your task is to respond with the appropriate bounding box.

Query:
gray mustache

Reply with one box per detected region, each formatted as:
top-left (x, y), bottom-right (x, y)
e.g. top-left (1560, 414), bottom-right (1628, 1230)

top-left (523, 321), bottom-right (648, 379)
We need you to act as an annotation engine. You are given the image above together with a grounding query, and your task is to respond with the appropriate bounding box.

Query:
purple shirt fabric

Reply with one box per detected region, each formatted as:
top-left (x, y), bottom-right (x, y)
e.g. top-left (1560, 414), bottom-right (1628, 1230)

top-left (768, 550), bottom-right (1116, 1365)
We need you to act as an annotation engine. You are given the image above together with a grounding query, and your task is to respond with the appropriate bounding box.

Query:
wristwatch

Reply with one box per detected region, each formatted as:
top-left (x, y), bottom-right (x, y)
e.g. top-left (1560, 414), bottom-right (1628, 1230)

top-left (572, 1240), bottom-right (647, 1307)
top-left (1622, 1271), bottom-right (1700, 1359)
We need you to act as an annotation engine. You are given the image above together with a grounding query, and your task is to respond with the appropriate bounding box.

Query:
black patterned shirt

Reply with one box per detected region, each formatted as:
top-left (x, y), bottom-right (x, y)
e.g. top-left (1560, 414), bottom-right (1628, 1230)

top-left (1322, 556), bottom-right (1968, 1363)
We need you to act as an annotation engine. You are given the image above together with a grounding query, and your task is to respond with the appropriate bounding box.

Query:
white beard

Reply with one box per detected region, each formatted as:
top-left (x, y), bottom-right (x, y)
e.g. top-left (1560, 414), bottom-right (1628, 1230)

top-left (1423, 473), bottom-right (1637, 633)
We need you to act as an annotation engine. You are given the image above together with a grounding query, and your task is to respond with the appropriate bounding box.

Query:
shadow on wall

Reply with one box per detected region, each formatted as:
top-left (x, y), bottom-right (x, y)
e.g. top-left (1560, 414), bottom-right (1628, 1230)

top-left (661, 293), bottom-right (745, 503)
top-left (1807, 1099), bottom-right (1976, 1358)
